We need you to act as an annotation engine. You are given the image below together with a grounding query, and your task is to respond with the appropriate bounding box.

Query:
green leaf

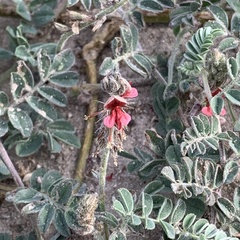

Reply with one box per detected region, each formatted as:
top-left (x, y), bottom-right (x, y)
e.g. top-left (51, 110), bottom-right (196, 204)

top-left (145, 129), bottom-right (165, 157)
top-left (0, 159), bottom-right (10, 176)
top-left (192, 219), bottom-right (209, 235)
top-left (170, 199), bottom-right (186, 223)
top-left (204, 224), bottom-right (218, 238)
top-left (65, 209), bottom-right (81, 230)
top-left (37, 50), bottom-right (51, 79)
top-left (165, 97), bottom-right (180, 115)
top-left (133, 54), bottom-right (152, 77)
top-left (161, 166), bottom-right (176, 182)
top-left (118, 188), bottom-right (134, 214)
top-left (14, 188), bottom-right (42, 204)
top-left (0, 48), bottom-right (13, 60)
top-left (210, 96), bottom-right (224, 115)
top-left (38, 203), bottom-right (55, 233)
top-left (233, 187), bottom-right (240, 210)
top-left (144, 180), bottom-right (164, 195)
top-left (15, 134), bottom-right (43, 157)
top-left (113, 199), bottom-right (126, 215)
top-left (50, 49), bottom-right (75, 74)
top-left (159, 220), bottom-right (175, 239)
top-left (184, 198), bottom-right (205, 218)
top-left (32, 5), bottom-right (55, 27)
top-left (16, 1), bottom-right (31, 21)
top-left (183, 213), bottom-right (196, 230)
top-left (0, 233), bottom-right (11, 240)
top-left (0, 91), bottom-right (9, 116)
top-left (10, 72), bottom-right (25, 100)
top-left (223, 160), bottom-right (239, 184)
top-left (37, 86), bottom-right (67, 107)
top-left (41, 170), bottom-right (62, 193)
top-left (17, 61), bottom-right (34, 88)
top-left (218, 37), bottom-right (239, 52)
top-left (131, 11), bottom-right (145, 28)
top-left (68, 0), bottom-right (80, 7)
top-left (0, 120), bottom-right (8, 137)
top-left (97, 212), bottom-right (118, 228)
top-left (50, 179), bottom-right (73, 205)
top-left (30, 168), bottom-right (47, 191)
top-left (227, 0), bottom-right (240, 13)
top-left (49, 71), bottom-right (79, 87)
top-left (26, 96), bottom-right (58, 121)
top-left (47, 119), bottom-right (75, 133)
top-left (21, 203), bottom-right (44, 215)
top-left (208, 5), bottom-right (228, 28)
top-left (138, 0), bottom-right (163, 13)
top-left (130, 24), bottom-right (138, 51)
top-left (46, 132), bottom-right (62, 153)
top-left (231, 13), bottom-right (240, 36)
top-left (225, 89), bottom-right (240, 106)
top-left (80, 0), bottom-right (91, 10)
top-left (145, 218), bottom-right (155, 230)
top-left (54, 209), bottom-right (71, 237)
top-left (15, 45), bottom-right (34, 64)
top-left (51, 131), bottom-right (80, 148)
top-left (142, 193), bottom-right (153, 217)
top-left (157, 197), bottom-right (172, 220)
top-left (8, 108), bottom-right (33, 137)
top-left (227, 57), bottom-right (239, 80)
top-left (99, 57), bottom-right (115, 76)
top-left (131, 214), bottom-right (141, 226)
top-left (217, 197), bottom-right (236, 219)
top-left (120, 25), bottom-right (133, 53)
top-left (124, 58), bottom-right (147, 77)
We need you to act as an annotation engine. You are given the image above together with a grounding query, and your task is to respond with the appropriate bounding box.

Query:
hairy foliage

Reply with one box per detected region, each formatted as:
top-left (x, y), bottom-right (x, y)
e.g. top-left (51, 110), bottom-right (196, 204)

top-left (1, 0), bottom-right (240, 239)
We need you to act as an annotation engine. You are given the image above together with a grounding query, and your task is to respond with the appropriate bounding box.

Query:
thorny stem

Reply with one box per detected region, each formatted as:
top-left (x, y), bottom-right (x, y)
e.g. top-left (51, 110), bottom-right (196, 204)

top-left (99, 146), bottom-right (111, 240)
top-left (0, 140), bottom-right (24, 187)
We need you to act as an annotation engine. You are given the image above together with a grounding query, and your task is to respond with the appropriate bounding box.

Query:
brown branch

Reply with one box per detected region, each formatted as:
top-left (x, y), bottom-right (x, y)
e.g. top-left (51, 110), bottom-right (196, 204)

top-left (0, 140), bottom-right (24, 187)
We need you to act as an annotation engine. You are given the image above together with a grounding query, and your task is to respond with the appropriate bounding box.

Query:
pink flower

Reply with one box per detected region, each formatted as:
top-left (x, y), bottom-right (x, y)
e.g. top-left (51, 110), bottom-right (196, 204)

top-left (103, 88), bottom-right (138, 130)
top-left (201, 88), bottom-right (227, 117)
top-left (201, 106), bottom-right (226, 116)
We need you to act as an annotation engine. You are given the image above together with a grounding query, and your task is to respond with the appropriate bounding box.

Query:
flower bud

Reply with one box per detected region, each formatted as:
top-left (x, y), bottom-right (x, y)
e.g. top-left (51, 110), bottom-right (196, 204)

top-left (101, 74), bottom-right (121, 94)
top-left (117, 75), bottom-right (131, 95)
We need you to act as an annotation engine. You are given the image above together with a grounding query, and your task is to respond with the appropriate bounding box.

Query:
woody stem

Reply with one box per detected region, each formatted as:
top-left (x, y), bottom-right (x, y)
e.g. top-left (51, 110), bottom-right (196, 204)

top-left (99, 144), bottom-right (111, 239)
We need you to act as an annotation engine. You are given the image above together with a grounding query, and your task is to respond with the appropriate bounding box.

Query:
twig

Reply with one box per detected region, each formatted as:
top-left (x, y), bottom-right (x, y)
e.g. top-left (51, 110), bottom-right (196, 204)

top-left (0, 140), bottom-right (24, 187)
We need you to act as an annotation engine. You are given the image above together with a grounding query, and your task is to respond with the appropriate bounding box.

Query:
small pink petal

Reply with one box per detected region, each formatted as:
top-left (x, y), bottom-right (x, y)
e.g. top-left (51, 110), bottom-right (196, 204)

top-left (104, 96), bottom-right (126, 109)
top-left (121, 88), bottom-right (138, 98)
top-left (103, 110), bottom-right (116, 128)
top-left (201, 106), bottom-right (213, 116)
top-left (116, 109), bottom-right (131, 129)
top-left (220, 108), bottom-right (227, 116)
top-left (201, 106), bottom-right (227, 116)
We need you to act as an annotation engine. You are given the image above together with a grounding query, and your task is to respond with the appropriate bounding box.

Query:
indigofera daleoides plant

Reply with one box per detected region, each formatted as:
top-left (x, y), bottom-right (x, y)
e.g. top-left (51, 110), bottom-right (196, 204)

top-left (0, 0), bottom-right (240, 239)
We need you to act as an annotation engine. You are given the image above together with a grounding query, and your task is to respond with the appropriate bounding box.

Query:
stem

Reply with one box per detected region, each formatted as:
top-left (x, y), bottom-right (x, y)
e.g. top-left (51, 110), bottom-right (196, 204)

top-left (99, 147), bottom-right (111, 240)
top-left (201, 69), bottom-right (212, 102)
top-left (0, 140), bottom-right (24, 187)
top-left (168, 28), bottom-right (188, 84)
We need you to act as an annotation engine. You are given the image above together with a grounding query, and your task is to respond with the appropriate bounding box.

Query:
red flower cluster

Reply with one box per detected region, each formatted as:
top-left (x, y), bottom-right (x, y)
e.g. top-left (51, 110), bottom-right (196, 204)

top-left (103, 87), bottom-right (138, 130)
